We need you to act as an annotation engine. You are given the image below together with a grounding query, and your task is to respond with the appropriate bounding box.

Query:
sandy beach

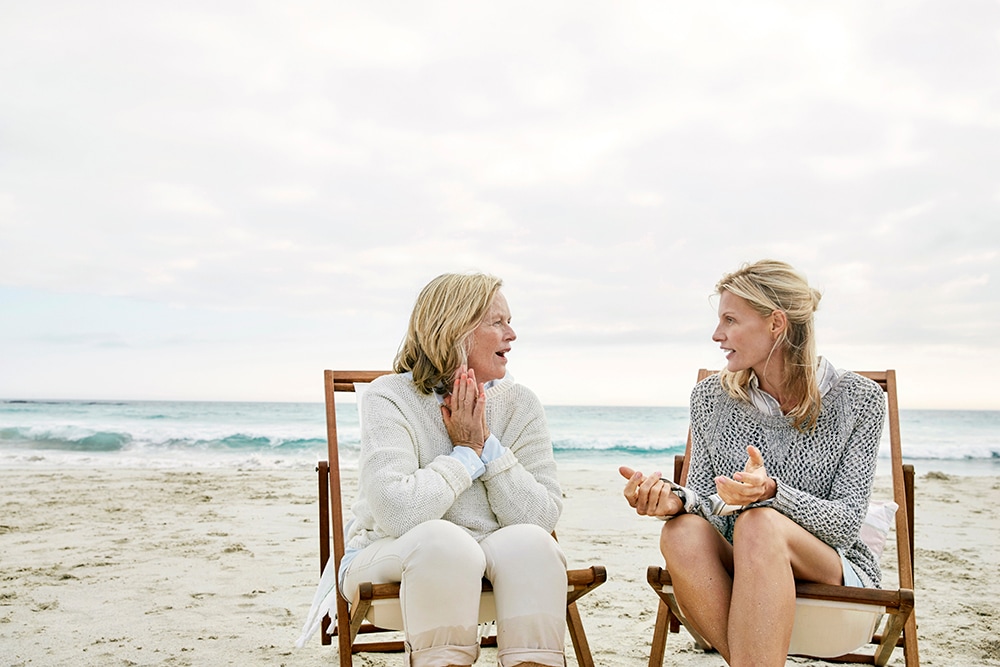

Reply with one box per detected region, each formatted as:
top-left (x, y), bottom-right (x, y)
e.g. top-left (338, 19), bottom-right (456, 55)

top-left (1, 464), bottom-right (998, 667)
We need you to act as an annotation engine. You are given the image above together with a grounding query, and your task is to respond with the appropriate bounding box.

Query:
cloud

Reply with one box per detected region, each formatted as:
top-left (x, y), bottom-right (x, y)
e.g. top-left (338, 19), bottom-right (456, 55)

top-left (0, 1), bottom-right (998, 406)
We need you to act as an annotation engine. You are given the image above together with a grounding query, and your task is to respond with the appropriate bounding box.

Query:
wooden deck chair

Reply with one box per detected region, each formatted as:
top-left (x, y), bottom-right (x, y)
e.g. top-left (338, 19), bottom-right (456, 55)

top-left (646, 369), bottom-right (918, 667)
top-left (316, 370), bottom-right (607, 667)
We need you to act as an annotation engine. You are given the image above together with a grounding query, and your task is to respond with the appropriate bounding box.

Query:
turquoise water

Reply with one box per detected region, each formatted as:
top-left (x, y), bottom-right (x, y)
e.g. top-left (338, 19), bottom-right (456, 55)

top-left (1, 399), bottom-right (998, 474)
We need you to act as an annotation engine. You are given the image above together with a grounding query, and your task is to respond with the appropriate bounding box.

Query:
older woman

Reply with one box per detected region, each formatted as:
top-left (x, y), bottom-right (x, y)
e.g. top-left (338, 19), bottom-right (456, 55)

top-left (340, 272), bottom-right (566, 667)
top-left (621, 259), bottom-right (886, 667)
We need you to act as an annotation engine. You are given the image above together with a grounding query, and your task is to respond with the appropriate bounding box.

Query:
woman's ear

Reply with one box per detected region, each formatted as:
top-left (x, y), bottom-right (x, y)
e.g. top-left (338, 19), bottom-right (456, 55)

top-left (770, 310), bottom-right (788, 338)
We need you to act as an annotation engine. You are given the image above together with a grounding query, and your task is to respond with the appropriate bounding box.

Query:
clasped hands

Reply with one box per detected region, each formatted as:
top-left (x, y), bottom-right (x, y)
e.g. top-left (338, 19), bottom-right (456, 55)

top-left (441, 365), bottom-right (491, 456)
top-left (619, 445), bottom-right (776, 517)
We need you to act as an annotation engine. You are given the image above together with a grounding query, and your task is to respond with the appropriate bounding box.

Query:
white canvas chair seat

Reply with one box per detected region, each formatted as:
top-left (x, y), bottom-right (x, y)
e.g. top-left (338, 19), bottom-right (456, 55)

top-left (357, 575), bottom-right (593, 631)
top-left (654, 584), bottom-right (884, 659)
top-left (788, 597), bottom-right (885, 658)
top-left (358, 591), bottom-right (498, 631)
top-left (346, 568), bottom-right (603, 640)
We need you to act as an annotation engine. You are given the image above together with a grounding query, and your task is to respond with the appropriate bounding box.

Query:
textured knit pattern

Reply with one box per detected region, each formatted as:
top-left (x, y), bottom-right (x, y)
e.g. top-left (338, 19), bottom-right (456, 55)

top-left (345, 373), bottom-right (563, 552)
top-left (687, 371), bottom-right (886, 588)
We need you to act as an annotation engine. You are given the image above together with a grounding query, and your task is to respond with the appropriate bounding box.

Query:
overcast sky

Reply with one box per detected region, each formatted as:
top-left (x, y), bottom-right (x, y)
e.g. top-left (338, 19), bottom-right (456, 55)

top-left (1, 2), bottom-right (998, 409)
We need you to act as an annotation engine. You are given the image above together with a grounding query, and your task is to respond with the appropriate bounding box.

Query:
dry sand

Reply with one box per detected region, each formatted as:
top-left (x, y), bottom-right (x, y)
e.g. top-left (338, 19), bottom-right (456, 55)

top-left (1, 464), bottom-right (998, 666)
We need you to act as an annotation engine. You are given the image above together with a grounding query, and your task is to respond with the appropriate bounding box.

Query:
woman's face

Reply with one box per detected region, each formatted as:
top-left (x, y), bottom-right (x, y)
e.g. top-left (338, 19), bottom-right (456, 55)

top-left (466, 291), bottom-right (516, 384)
top-left (712, 291), bottom-right (779, 376)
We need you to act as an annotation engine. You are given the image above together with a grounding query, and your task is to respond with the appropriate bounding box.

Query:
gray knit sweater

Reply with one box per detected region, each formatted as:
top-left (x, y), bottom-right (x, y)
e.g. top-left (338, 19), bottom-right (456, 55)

top-left (686, 371), bottom-right (886, 588)
top-left (344, 373), bottom-right (563, 552)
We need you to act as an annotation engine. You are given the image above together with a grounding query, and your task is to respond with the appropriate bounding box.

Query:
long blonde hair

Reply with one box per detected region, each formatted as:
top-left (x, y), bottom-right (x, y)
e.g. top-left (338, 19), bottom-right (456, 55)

top-left (716, 259), bottom-right (823, 431)
top-left (394, 272), bottom-right (503, 395)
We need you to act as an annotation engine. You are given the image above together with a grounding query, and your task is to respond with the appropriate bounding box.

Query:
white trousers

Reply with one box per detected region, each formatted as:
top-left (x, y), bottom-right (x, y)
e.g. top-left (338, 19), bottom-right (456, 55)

top-left (342, 520), bottom-right (568, 667)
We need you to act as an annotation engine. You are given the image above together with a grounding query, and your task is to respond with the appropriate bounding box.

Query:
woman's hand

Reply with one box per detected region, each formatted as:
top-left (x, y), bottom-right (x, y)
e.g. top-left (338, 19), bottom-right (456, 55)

top-left (714, 445), bottom-right (777, 505)
top-left (619, 466), bottom-right (684, 517)
top-left (441, 365), bottom-right (487, 456)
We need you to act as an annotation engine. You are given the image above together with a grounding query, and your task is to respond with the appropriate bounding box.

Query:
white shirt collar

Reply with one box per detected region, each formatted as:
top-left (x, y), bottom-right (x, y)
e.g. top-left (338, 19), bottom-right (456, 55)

top-left (747, 357), bottom-right (843, 417)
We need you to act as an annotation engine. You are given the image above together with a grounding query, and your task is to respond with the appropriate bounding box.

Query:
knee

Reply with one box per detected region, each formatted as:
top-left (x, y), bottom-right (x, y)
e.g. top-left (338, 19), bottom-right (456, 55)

top-left (404, 520), bottom-right (485, 577)
top-left (732, 507), bottom-right (786, 559)
top-left (521, 525), bottom-right (566, 571)
top-left (506, 523), bottom-right (562, 559)
top-left (482, 524), bottom-right (566, 579)
top-left (495, 524), bottom-right (564, 563)
top-left (659, 514), bottom-right (712, 563)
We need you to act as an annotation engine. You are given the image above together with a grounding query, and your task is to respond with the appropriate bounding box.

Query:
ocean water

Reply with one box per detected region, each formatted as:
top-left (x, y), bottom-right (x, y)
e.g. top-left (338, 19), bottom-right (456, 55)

top-left (1, 399), bottom-right (998, 475)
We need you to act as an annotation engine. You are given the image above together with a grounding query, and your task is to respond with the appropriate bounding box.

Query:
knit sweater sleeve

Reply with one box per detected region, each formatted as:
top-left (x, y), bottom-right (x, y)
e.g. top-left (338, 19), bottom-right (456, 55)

top-left (480, 384), bottom-right (563, 532)
top-left (769, 374), bottom-right (886, 548)
top-left (684, 378), bottom-right (733, 534)
top-left (356, 380), bottom-right (473, 539)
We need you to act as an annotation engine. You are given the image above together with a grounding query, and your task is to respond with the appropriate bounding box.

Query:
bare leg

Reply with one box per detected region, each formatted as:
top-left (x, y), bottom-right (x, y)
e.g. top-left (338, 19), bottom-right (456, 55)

top-left (727, 508), bottom-right (843, 667)
top-left (660, 514), bottom-right (736, 663)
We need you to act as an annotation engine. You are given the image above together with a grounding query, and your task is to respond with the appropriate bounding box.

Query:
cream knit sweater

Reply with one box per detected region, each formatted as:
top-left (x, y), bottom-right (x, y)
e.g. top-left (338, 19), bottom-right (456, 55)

top-left (344, 373), bottom-right (563, 552)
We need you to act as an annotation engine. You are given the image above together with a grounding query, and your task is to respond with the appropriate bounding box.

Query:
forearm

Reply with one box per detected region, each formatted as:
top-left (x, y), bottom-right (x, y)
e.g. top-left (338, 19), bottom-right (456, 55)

top-left (363, 453), bottom-right (473, 536)
top-left (482, 448), bottom-right (562, 530)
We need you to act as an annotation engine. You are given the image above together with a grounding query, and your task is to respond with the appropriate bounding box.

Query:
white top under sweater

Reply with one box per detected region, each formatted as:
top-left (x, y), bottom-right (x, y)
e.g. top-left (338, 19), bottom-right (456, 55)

top-left (345, 373), bottom-right (563, 552)
top-left (684, 371), bottom-right (886, 588)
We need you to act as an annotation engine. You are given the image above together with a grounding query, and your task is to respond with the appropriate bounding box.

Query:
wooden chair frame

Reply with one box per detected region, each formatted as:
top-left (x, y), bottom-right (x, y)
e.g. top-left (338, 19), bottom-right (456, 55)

top-left (646, 369), bottom-right (918, 667)
top-left (316, 370), bottom-right (607, 667)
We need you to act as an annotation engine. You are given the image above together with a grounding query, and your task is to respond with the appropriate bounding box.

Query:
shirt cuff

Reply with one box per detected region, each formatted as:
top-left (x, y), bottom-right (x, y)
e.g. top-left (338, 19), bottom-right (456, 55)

top-left (480, 434), bottom-right (505, 463)
top-left (450, 446), bottom-right (486, 479)
top-left (708, 493), bottom-right (744, 516)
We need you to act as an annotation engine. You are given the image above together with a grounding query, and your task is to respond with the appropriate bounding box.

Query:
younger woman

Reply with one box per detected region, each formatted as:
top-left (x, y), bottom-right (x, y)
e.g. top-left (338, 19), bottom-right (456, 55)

top-left (621, 259), bottom-right (885, 667)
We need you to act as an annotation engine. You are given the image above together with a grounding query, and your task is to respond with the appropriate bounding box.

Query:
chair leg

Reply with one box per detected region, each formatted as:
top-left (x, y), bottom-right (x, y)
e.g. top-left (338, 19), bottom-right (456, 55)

top-left (874, 612), bottom-right (907, 666)
top-left (337, 634), bottom-right (353, 667)
top-left (903, 612), bottom-right (920, 667)
top-left (336, 599), bottom-right (354, 666)
top-left (566, 601), bottom-right (595, 667)
top-left (317, 462), bottom-right (333, 647)
top-left (648, 600), bottom-right (671, 667)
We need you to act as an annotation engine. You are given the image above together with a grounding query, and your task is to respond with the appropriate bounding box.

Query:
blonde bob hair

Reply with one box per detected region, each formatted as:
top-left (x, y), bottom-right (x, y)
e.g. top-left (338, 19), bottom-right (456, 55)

top-left (394, 272), bottom-right (504, 395)
top-left (716, 259), bottom-right (823, 431)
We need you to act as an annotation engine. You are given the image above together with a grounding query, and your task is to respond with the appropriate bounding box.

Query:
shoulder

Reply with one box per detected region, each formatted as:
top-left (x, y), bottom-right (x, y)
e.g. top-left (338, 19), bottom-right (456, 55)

top-left (369, 372), bottom-right (414, 394)
top-left (689, 373), bottom-right (729, 425)
top-left (834, 371), bottom-right (885, 403)
top-left (827, 371), bottom-right (886, 419)
top-left (364, 373), bottom-right (424, 406)
top-left (690, 372), bottom-right (724, 403)
top-left (360, 374), bottom-right (439, 431)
